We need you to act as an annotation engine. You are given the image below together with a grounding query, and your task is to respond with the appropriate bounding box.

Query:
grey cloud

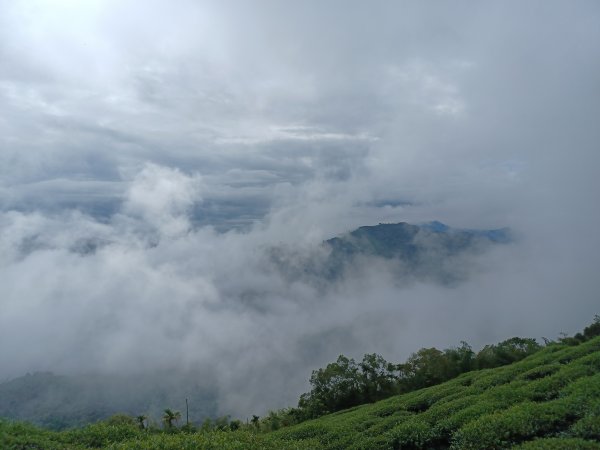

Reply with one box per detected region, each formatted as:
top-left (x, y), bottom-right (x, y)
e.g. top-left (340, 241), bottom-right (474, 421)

top-left (0, 0), bottom-right (599, 419)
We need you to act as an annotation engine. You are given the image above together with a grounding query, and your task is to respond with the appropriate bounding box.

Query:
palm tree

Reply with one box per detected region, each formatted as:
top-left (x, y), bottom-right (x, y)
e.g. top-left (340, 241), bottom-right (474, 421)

top-left (162, 408), bottom-right (181, 428)
top-left (136, 415), bottom-right (147, 430)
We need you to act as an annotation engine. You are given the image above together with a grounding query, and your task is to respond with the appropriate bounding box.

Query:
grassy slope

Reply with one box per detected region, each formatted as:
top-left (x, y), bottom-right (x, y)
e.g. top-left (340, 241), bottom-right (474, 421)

top-left (2, 337), bottom-right (600, 449)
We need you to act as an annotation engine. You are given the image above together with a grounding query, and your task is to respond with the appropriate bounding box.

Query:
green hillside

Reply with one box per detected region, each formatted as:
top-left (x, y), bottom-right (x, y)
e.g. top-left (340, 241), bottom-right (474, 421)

top-left (2, 334), bottom-right (600, 449)
top-left (271, 335), bottom-right (600, 449)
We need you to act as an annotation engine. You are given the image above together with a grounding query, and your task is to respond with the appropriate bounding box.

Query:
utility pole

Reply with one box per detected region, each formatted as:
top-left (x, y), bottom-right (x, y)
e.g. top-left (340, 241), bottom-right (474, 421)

top-left (186, 398), bottom-right (189, 425)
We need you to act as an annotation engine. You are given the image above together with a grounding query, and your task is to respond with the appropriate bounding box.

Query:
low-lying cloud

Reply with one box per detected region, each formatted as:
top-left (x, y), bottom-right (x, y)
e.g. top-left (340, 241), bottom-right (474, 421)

top-left (1, 161), bottom-right (598, 417)
top-left (1, 0), bottom-right (599, 417)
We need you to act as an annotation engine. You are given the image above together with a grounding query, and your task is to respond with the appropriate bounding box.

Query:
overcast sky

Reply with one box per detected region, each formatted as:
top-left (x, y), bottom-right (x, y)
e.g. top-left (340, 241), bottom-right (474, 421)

top-left (1, 0), bottom-right (600, 416)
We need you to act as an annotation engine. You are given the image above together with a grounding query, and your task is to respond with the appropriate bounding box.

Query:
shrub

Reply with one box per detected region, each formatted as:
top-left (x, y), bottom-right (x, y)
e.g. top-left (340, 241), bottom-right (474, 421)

top-left (0, 420), bottom-right (70, 450)
top-left (451, 398), bottom-right (582, 449)
top-left (104, 414), bottom-right (136, 427)
top-left (570, 401), bottom-right (600, 440)
top-left (388, 418), bottom-right (436, 449)
top-left (518, 363), bottom-right (561, 381)
top-left (514, 437), bottom-right (600, 449)
top-left (66, 422), bottom-right (139, 448)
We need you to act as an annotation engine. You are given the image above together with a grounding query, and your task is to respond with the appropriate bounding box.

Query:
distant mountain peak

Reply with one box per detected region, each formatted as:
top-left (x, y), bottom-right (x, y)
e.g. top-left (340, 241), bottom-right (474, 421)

top-left (270, 220), bottom-right (512, 287)
top-left (421, 221), bottom-right (450, 232)
top-left (319, 221), bottom-right (511, 283)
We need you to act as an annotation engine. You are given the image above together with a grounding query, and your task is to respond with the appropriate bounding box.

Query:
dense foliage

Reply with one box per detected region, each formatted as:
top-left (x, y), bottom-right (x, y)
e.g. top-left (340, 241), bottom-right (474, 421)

top-left (294, 336), bottom-right (542, 421)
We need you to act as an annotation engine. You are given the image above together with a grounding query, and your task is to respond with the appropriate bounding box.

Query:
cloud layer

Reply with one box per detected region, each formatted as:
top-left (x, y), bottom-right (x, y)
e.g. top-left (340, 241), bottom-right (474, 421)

top-left (1, 0), bottom-right (599, 416)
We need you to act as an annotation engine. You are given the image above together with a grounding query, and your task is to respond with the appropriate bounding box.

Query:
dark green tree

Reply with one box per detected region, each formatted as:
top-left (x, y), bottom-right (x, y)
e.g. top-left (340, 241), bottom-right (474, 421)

top-left (359, 353), bottom-right (400, 402)
top-left (475, 337), bottom-right (540, 369)
top-left (214, 415), bottom-right (230, 431)
top-left (298, 355), bottom-right (361, 417)
top-left (162, 409), bottom-right (181, 429)
top-left (399, 347), bottom-right (450, 390)
top-left (573, 315), bottom-right (600, 343)
top-left (444, 341), bottom-right (475, 376)
top-left (104, 414), bottom-right (136, 426)
top-left (135, 415), bottom-right (147, 430)
top-left (229, 419), bottom-right (242, 431)
top-left (200, 417), bottom-right (213, 432)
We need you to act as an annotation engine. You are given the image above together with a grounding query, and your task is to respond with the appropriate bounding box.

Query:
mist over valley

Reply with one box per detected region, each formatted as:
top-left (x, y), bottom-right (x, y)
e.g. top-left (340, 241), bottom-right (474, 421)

top-left (0, 0), bottom-right (599, 434)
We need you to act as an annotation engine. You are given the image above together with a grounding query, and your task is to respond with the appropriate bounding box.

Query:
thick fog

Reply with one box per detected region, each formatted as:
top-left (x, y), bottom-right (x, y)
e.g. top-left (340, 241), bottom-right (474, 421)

top-left (1, 0), bottom-right (599, 416)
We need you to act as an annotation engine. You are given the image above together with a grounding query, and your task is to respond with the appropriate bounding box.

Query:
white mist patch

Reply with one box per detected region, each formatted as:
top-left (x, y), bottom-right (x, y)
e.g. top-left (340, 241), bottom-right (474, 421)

top-left (1, 163), bottom-right (598, 418)
top-left (121, 163), bottom-right (202, 238)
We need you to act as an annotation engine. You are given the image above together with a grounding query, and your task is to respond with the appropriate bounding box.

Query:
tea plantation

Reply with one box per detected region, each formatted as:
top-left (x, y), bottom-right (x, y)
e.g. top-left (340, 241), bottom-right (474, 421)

top-left (2, 336), bottom-right (600, 449)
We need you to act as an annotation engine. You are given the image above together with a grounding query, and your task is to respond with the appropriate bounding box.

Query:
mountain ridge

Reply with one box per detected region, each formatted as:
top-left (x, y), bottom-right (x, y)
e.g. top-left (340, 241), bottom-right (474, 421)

top-left (318, 221), bottom-right (511, 283)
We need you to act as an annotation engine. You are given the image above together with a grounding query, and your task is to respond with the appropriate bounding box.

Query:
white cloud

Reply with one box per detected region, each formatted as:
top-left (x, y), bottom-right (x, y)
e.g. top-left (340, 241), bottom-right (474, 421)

top-left (121, 163), bottom-right (202, 238)
top-left (0, 0), bottom-right (599, 418)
